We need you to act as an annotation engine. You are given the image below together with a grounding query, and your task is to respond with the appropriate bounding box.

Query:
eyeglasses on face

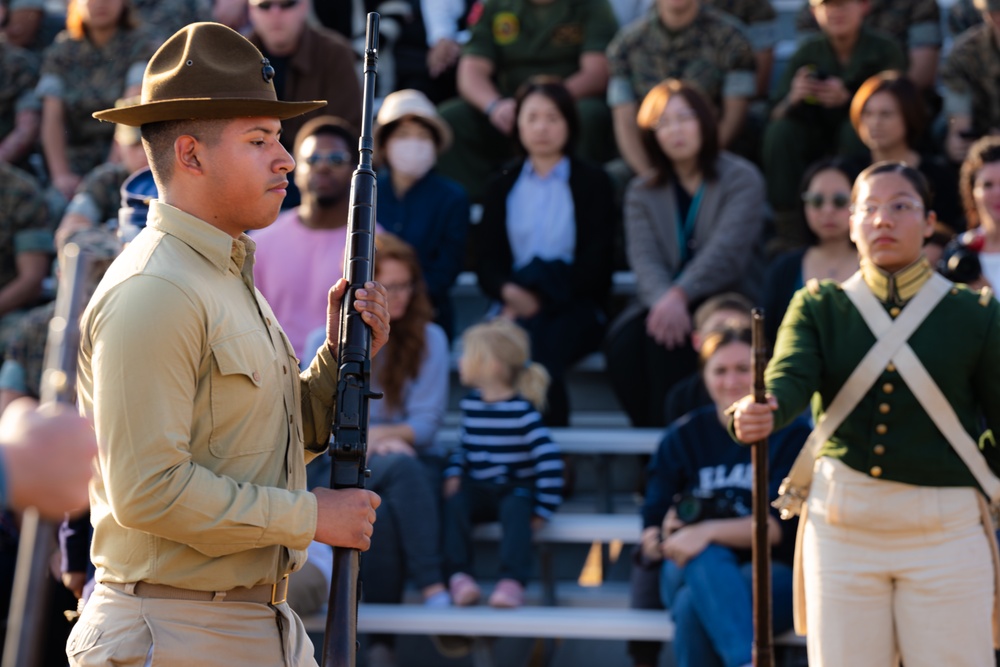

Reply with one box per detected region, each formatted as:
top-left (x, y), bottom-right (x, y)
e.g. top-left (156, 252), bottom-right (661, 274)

top-left (251, 0), bottom-right (298, 11)
top-left (801, 192), bottom-right (850, 210)
top-left (382, 281), bottom-right (415, 295)
top-left (304, 151), bottom-right (352, 167)
top-left (849, 199), bottom-right (924, 220)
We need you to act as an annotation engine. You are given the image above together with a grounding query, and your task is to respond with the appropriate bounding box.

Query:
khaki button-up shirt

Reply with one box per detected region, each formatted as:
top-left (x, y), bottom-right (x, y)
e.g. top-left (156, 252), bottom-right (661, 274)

top-left (78, 200), bottom-right (338, 591)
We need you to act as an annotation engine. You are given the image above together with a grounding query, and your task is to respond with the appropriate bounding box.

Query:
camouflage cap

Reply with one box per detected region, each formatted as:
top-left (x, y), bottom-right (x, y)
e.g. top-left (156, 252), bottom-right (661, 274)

top-left (974, 0), bottom-right (1000, 11)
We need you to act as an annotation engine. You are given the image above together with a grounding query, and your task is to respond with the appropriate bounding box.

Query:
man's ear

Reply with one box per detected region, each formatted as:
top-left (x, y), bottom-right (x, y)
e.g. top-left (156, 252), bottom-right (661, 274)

top-left (174, 135), bottom-right (203, 175)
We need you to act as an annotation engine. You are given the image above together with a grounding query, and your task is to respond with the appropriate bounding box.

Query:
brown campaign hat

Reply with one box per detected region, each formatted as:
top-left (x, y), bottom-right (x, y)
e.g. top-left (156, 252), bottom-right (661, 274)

top-left (93, 22), bottom-right (325, 127)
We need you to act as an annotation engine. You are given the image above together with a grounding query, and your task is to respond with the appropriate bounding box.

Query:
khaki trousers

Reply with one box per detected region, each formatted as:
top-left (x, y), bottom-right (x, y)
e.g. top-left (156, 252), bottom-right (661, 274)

top-left (67, 583), bottom-right (318, 667)
top-left (803, 457), bottom-right (995, 667)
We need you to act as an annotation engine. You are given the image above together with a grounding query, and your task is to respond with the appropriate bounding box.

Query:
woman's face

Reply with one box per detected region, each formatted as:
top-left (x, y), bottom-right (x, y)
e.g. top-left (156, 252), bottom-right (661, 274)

top-left (703, 341), bottom-right (752, 413)
top-left (973, 161), bottom-right (1000, 232)
top-left (803, 169), bottom-right (853, 243)
top-left (858, 91), bottom-right (908, 153)
top-left (849, 171), bottom-right (932, 273)
top-left (517, 92), bottom-right (569, 160)
top-left (375, 258), bottom-right (414, 322)
top-left (77, 0), bottom-right (125, 29)
top-left (655, 95), bottom-right (702, 166)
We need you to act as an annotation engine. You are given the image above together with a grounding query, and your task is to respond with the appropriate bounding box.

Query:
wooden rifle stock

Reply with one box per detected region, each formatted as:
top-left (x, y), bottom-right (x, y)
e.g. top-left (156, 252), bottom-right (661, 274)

top-left (3, 243), bottom-right (93, 667)
top-left (750, 308), bottom-right (774, 667)
top-left (323, 12), bottom-right (381, 667)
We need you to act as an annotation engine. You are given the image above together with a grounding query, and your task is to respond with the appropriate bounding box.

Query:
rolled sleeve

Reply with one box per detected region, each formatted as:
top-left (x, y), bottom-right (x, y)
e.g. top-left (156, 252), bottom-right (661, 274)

top-left (607, 75), bottom-right (637, 107)
top-left (908, 21), bottom-right (943, 49)
top-left (746, 20), bottom-right (777, 51)
top-left (14, 229), bottom-right (53, 255)
top-left (722, 70), bottom-right (756, 99)
top-left (942, 89), bottom-right (973, 118)
top-left (34, 72), bottom-right (63, 99)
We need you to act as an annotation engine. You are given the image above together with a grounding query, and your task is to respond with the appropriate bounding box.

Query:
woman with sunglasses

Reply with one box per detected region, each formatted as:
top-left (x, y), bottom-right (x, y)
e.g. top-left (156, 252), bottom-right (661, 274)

top-left (761, 158), bottom-right (859, 345)
top-left (732, 161), bottom-right (1000, 667)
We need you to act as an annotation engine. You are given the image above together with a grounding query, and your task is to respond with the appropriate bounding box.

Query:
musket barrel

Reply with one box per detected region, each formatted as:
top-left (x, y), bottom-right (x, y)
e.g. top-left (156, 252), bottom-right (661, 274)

top-left (750, 308), bottom-right (774, 667)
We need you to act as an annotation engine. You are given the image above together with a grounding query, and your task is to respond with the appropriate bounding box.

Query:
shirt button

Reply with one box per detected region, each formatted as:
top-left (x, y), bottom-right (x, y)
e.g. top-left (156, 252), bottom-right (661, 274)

top-left (879, 403), bottom-right (890, 414)
top-left (874, 444), bottom-right (886, 455)
top-left (889, 307), bottom-right (901, 317)
top-left (886, 363), bottom-right (896, 373)
top-left (252, 371), bottom-right (261, 382)
top-left (875, 424), bottom-right (888, 435)
top-left (882, 383), bottom-right (894, 394)
top-left (870, 466), bottom-right (883, 478)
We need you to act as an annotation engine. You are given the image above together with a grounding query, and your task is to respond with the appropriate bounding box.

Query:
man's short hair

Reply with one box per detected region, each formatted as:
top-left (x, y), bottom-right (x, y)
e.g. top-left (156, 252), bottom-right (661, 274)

top-left (141, 119), bottom-right (227, 189)
top-left (292, 115), bottom-right (357, 160)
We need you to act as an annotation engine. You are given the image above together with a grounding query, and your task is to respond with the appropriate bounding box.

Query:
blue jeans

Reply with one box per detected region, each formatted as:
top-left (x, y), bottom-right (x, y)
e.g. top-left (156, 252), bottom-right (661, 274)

top-left (660, 544), bottom-right (794, 667)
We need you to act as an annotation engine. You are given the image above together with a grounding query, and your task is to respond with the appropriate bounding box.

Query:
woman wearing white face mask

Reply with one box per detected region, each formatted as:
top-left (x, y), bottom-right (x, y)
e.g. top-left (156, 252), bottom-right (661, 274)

top-left (375, 89), bottom-right (470, 338)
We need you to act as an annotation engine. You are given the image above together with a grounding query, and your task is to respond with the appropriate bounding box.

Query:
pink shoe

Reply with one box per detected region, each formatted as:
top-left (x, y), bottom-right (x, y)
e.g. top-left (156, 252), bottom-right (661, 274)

top-left (488, 578), bottom-right (524, 608)
top-left (448, 573), bottom-right (481, 606)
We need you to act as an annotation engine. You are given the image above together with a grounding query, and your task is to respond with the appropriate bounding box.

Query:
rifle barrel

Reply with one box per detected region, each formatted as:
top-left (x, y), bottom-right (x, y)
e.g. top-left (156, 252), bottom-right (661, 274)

top-left (322, 12), bottom-right (380, 667)
top-left (750, 308), bottom-right (774, 667)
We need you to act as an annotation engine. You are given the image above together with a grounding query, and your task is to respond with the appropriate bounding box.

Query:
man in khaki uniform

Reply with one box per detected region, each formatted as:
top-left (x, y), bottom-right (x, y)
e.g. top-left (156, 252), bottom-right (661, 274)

top-left (68, 22), bottom-right (388, 667)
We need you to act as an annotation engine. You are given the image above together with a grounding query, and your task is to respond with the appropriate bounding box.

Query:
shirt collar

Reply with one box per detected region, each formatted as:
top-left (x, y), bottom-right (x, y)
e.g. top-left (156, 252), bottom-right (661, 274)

top-left (860, 255), bottom-right (933, 304)
top-left (521, 156), bottom-right (570, 182)
top-left (146, 199), bottom-right (254, 277)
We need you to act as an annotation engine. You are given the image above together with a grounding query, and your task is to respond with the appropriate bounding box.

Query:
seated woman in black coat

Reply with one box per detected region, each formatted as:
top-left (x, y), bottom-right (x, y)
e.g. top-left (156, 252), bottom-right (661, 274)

top-left (472, 76), bottom-right (615, 426)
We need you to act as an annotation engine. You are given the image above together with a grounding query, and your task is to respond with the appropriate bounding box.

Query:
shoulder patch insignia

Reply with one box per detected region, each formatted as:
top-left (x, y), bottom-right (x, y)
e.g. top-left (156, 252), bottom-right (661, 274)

top-left (493, 12), bottom-right (520, 45)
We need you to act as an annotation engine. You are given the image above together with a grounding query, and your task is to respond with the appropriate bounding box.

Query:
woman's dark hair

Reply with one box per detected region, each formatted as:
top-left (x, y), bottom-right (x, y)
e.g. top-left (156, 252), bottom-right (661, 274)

top-left (853, 161), bottom-right (933, 212)
top-left (698, 326), bottom-right (752, 370)
top-left (797, 157), bottom-right (861, 245)
top-left (960, 136), bottom-right (1000, 229)
top-left (511, 75), bottom-right (579, 157)
top-left (850, 70), bottom-right (926, 150)
top-left (636, 79), bottom-right (719, 187)
top-left (67, 0), bottom-right (138, 39)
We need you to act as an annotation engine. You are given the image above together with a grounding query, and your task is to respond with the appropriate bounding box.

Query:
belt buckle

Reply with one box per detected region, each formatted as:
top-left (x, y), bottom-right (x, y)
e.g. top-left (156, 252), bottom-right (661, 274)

top-left (271, 574), bottom-right (289, 605)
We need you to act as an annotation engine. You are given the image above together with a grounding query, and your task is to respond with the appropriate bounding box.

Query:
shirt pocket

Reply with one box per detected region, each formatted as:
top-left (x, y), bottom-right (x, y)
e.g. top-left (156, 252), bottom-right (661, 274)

top-left (209, 329), bottom-right (278, 458)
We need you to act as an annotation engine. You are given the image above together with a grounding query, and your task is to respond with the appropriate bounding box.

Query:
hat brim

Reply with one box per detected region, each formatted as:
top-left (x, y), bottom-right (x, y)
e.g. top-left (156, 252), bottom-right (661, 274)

top-left (93, 98), bottom-right (327, 127)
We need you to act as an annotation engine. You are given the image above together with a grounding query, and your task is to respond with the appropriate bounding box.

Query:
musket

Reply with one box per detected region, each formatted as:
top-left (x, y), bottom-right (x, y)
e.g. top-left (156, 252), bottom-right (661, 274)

top-left (323, 12), bottom-right (381, 667)
top-left (3, 243), bottom-right (93, 667)
top-left (750, 308), bottom-right (774, 667)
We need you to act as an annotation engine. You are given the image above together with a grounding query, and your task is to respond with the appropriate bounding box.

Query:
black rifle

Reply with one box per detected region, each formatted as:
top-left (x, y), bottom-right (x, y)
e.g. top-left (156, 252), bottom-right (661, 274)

top-left (750, 308), bottom-right (774, 667)
top-left (3, 243), bottom-right (93, 667)
top-left (322, 12), bottom-right (381, 667)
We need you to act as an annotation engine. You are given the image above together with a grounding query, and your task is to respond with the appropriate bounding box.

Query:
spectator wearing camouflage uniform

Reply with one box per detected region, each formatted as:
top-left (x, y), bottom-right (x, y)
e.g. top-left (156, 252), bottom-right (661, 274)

top-left (940, 0), bottom-right (1000, 166)
top-left (793, 0), bottom-right (942, 91)
top-left (606, 0), bottom-right (756, 177)
top-left (55, 110), bottom-right (149, 251)
top-left (1, 0), bottom-right (62, 53)
top-left (762, 0), bottom-right (904, 250)
top-left (0, 226), bottom-right (121, 411)
top-left (131, 0), bottom-right (212, 38)
top-left (37, 0), bottom-right (159, 202)
top-left (0, 38), bottom-right (40, 168)
top-left (436, 0), bottom-right (619, 202)
top-left (0, 161), bottom-right (51, 360)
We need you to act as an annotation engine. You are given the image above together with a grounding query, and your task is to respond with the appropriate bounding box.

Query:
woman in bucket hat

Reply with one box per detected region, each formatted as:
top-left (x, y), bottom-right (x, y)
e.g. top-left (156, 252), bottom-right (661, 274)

top-left (70, 22), bottom-right (389, 667)
top-left (374, 88), bottom-right (469, 339)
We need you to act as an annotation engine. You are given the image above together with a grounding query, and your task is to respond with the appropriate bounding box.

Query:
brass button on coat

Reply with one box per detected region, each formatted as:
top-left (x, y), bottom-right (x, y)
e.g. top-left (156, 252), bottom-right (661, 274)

top-left (874, 444), bottom-right (886, 455)
top-left (875, 424), bottom-right (888, 435)
top-left (870, 466), bottom-right (883, 477)
top-left (889, 307), bottom-right (901, 317)
top-left (882, 383), bottom-right (894, 394)
top-left (886, 363), bottom-right (896, 373)
top-left (879, 403), bottom-right (890, 414)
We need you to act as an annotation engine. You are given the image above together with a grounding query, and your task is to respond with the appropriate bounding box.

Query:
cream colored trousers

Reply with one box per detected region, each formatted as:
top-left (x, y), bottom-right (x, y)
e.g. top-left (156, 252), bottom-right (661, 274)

top-left (67, 582), bottom-right (318, 667)
top-left (803, 457), bottom-right (995, 667)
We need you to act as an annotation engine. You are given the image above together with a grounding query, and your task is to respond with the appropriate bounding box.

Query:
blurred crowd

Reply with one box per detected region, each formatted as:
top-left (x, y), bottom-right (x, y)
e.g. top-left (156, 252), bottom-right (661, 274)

top-left (4, 0), bottom-right (1000, 665)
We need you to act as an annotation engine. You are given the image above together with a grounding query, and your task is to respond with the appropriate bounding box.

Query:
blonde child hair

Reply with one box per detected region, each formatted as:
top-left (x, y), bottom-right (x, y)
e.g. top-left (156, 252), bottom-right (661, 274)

top-left (460, 319), bottom-right (550, 411)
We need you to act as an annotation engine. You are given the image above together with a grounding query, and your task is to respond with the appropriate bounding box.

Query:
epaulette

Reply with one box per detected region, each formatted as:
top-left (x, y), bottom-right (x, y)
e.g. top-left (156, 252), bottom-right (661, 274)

top-left (806, 278), bottom-right (821, 295)
top-left (980, 286), bottom-right (993, 306)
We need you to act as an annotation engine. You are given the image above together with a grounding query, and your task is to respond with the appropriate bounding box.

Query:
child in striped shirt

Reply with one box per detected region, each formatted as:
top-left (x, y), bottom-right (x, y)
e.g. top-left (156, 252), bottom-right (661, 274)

top-left (442, 319), bottom-right (565, 608)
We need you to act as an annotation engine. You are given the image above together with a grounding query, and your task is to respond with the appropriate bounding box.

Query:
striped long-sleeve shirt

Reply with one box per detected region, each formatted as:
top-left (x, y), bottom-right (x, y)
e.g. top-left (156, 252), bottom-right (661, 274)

top-left (445, 392), bottom-right (565, 519)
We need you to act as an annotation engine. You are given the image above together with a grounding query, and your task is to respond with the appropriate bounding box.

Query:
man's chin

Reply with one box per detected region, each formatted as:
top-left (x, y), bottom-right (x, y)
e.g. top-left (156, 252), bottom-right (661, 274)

top-left (315, 195), bottom-right (342, 208)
